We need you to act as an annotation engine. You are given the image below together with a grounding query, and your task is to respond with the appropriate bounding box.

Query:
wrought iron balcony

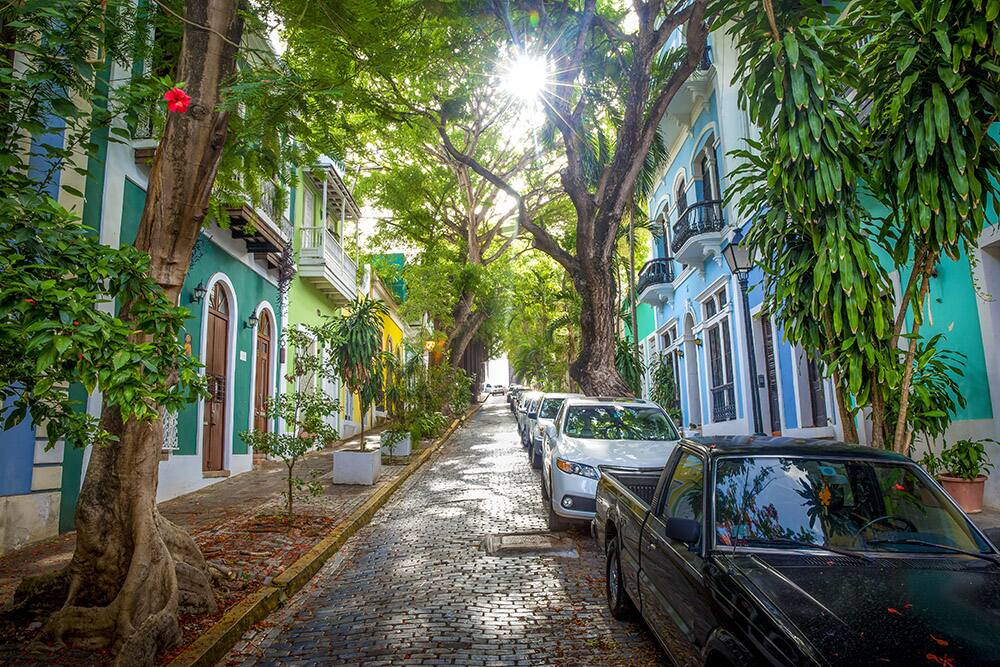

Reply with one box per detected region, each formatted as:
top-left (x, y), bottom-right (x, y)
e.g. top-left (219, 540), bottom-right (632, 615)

top-left (711, 383), bottom-right (736, 423)
top-left (670, 199), bottom-right (726, 266)
top-left (226, 179), bottom-right (294, 270)
top-left (636, 258), bottom-right (676, 305)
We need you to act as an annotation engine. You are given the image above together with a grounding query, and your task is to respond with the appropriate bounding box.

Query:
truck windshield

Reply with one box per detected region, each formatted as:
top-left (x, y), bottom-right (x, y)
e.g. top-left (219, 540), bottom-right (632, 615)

top-left (539, 398), bottom-right (565, 419)
top-left (563, 406), bottom-right (678, 441)
top-left (714, 456), bottom-right (991, 554)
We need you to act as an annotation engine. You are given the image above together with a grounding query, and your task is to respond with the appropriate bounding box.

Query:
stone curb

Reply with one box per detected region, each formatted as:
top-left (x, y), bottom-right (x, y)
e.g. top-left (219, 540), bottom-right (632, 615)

top-left (166, 402), bottom-right (484, 667)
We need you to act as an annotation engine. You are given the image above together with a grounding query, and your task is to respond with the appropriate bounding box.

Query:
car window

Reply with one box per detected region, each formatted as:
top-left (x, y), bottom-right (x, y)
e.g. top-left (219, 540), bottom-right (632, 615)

top-left (563, 405), bottom-right (679, 440)
top-left (658, 452), bottom-right (704, 522)
top-left (539, 398), bottom-right (564, 419)
top-left (713, 456), bottom-right (991, 553)
top-left (554, 401), bottom-right (567, 434)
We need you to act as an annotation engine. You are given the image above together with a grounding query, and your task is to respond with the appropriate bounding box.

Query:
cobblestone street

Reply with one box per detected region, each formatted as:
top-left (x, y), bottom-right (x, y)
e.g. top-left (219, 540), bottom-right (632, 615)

top-left (225, 397), bottom-right (665, 666)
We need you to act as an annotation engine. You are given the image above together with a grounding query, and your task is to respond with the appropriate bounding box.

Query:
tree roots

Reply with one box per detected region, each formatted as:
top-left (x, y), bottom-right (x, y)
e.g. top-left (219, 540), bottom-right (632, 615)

top-left (5, 512), bottom-right (215, 667)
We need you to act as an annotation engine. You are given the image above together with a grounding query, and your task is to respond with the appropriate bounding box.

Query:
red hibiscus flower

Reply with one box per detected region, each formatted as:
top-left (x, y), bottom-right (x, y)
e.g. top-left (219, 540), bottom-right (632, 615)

top-left (163, 86), bottom-right (191, 113)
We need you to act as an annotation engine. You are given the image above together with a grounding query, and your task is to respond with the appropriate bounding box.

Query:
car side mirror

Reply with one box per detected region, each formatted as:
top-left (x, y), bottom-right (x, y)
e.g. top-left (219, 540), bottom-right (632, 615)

top-left (664, 518), bottom-right (701, 545)
top-left (528, 412), bottom-right (538, 419)
top-left (545, 424), bottom-right (557, 439)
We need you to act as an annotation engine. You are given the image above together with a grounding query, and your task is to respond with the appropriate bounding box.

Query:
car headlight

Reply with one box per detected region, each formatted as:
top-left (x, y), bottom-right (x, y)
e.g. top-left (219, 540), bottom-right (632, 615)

top-left (555, 458), bottom-right (599, 479)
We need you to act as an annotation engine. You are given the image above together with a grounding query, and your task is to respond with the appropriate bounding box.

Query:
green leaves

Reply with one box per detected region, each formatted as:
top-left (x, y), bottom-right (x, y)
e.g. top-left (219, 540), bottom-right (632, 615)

top-left (726, 0), bottom-right (898, 440)
top-left (1, 172), bottom-right (206, 450)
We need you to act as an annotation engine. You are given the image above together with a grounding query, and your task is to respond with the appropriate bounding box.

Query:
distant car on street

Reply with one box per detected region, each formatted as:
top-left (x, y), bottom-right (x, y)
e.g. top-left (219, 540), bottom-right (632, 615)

top-left (527, 393), bottom-right (581, 470)
top-left (594, 436), bottom-right (1000, 666)
top-left (540, 396), bottom-right (679, 531)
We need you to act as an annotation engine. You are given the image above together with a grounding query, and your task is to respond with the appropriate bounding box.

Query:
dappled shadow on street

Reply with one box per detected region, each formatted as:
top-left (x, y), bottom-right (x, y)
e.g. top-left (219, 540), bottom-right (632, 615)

top-left (225, 397), bottom-right (665, 666)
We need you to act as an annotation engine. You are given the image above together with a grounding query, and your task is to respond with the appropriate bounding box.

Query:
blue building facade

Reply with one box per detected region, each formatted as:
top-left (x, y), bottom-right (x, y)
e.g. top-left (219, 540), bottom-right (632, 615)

top-left (635, 28), bottom-right (1000, 510)
top-left (636, 32), bottom-right (852, 443)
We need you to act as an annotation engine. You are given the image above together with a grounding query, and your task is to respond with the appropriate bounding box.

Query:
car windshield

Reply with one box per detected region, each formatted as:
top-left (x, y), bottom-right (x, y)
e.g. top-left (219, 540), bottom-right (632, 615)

top-left (563, 406), bottom-right (678, 441)
top-left (539, 398), bottom-right (565, 419)
top-left (714, 456), bottom-right (991, 554)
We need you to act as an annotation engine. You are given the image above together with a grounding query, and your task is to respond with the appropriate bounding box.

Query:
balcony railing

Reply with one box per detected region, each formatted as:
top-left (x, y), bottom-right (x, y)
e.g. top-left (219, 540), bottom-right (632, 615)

top-left (637, 258), bottom-right (675, 295)
top-left (670, 200), bottom-right (725, 255)
top-left (711, 383), bottom-right (736, 423)
top-left (299, 225), bottom-right (358, 302)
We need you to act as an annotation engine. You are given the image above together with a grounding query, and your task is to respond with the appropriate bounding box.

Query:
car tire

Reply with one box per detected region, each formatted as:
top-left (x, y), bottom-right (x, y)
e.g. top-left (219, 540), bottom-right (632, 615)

top-left (606, 537), bottom-right (635, 620)
top-left (547, 501), bottom-right (570, 532)
top-left (530, 444), bottom-right (542, 470)
top-left (541, 471), bottom-right (550, 500)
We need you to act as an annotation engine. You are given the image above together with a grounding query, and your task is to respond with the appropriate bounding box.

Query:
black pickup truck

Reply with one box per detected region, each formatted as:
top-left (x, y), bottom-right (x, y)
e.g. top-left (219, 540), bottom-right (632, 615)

top-left (593, 436), bottom-right (1000, 666)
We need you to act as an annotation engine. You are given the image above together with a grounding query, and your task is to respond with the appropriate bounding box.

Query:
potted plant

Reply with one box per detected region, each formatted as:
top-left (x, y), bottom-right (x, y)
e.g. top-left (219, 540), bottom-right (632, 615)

top-left (921, 438), bottom-right (995, 513)
top-left (322, 296), bottom-right (389, 485)
top-left (380, 427), bottom-right (412, 461)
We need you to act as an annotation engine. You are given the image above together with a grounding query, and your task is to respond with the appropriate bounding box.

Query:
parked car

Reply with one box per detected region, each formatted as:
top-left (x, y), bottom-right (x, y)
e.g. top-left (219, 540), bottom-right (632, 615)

top-left (507, 385), bottom-right (525, 412)
top-left (491, 384), bottom-right (506, 395)
top-left (516, 391), bottom-right (542, 445)
top-left (528, 393), bottom-right (581, 469)
top-left (541, 397), bottom-right (679, 531)
top-left (594, 436), bottom-right (1000, 666)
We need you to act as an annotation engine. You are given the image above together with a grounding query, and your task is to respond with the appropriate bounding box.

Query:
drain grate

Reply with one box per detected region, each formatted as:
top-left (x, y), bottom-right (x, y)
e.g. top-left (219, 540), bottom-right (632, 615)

top-left (482, 531), bottom-right (579, 558)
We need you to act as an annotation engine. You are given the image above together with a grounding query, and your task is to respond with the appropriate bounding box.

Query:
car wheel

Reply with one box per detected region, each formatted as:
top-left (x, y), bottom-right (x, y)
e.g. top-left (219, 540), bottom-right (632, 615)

top-left (530, 444), bottom-right (542, 470)
top-left (547, 501), bottom-right (570, 532)
top-left (606, 537), bottom-right (635, 620)
top-left (541, 471), bottom-right (550, 500)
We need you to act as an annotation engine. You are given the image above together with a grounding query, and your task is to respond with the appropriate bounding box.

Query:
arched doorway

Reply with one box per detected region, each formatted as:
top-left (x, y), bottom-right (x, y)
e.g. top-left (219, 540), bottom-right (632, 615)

top-left (253, 309), bottom-right (272, 434)
top-left (683, 313), bottom-right (702, 428)
top-left (203, 282), bottom-right (229, 472)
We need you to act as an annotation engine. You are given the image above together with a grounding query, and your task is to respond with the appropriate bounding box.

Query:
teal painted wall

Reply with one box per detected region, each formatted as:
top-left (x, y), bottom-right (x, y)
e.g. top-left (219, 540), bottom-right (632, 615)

top-left (865, 197), bottom-right (993, 422)
top-left (119, 181), bottom-right (281, 457)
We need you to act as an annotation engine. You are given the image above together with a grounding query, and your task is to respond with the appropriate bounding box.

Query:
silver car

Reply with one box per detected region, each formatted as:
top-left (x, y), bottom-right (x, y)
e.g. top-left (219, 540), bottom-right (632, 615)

top-left (527, 393), bottom-right (581, 469)
top-left (516, 391), bottom-right (542, 445)
top-left (540, 397), bottom-right (680, 531)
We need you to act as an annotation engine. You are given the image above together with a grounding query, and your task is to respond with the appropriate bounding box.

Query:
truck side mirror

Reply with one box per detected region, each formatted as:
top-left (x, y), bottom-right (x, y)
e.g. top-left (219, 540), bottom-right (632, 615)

top-left (664, 517), bottom-right (701, 545)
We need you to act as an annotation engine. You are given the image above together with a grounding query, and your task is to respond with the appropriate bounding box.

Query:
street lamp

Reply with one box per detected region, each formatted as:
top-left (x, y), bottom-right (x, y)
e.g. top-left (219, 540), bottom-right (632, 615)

top-left (722, 229), bottom-right (765, 436)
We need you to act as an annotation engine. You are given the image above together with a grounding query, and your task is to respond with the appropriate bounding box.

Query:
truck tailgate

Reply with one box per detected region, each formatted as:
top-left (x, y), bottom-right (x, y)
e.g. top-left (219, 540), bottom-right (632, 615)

top-left (600, 467), bottom-right (662, 506)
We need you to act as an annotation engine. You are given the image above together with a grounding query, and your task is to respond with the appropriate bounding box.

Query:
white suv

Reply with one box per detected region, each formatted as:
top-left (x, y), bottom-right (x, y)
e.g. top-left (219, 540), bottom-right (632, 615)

top-left (540, 397), bottom-right (680, 531)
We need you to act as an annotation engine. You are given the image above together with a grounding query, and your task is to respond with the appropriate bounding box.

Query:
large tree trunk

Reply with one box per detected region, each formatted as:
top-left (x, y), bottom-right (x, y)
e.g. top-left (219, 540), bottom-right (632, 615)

top-left (23, 2), bottom-right (244, 663)
top-left (447, 308), bottom-right (487, 369)
top-left (571, 264), bottom-right (631, 396)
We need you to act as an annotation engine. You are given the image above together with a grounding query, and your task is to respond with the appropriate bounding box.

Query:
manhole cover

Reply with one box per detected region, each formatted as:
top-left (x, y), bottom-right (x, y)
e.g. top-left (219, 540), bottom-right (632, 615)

top-left (482, 531), bottom-right (578, 558)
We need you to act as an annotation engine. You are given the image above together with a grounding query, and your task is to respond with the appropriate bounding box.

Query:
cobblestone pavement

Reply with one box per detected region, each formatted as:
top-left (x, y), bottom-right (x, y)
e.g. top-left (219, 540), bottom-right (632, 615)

top-left (225, 397), bottom-right (665, 667)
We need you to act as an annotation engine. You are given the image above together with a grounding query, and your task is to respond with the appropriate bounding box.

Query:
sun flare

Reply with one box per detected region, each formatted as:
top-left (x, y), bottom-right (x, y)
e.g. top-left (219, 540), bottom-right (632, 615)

top-left (499, 50), bottom-right (550, 105)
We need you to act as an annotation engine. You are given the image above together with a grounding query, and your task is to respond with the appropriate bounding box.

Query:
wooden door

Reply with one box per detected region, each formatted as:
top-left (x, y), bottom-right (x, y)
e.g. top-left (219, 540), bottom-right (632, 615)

top-left (761, 317), bottom-right (782, 436)
top-left (253, 310), bottom-right (272, 433)
top-left (203, 283), bottom-right (229, 471)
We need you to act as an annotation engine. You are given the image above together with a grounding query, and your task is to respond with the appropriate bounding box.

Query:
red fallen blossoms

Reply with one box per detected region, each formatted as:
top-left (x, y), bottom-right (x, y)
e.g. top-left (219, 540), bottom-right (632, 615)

top-left (164, 86), bottom-right (191, 113)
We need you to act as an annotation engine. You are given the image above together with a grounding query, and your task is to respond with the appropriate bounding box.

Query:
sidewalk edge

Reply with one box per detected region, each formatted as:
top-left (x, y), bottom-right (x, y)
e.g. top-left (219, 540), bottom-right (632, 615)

top-left (166, 402), bottom-right (483, 667)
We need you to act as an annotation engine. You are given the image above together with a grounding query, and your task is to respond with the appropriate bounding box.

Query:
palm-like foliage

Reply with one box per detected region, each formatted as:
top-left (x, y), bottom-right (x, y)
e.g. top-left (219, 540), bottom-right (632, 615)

top-left (320, 296), bottom-right (388, 445)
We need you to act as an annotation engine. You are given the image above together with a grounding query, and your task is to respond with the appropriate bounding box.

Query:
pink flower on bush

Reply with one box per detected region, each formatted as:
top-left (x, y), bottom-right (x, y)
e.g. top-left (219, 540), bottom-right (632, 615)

top-left (164, 87), bottom-right (191, 113)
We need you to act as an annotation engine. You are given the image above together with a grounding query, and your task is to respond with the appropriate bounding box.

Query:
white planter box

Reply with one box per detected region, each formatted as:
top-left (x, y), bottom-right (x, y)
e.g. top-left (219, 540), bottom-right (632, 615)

top-left (332, 448), bottom-right (382, 485)
top-left (381, 432), bottom-right (412, 457)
